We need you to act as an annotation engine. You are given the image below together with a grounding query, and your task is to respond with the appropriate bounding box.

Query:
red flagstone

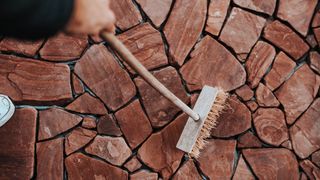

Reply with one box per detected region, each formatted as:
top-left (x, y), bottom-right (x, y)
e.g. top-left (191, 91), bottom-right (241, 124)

top-left (206, 0), bottom-right (230, 36)
top-left (310, 51), bottom-right (320, 74)
top-left (65, 127), bottom-right (97, 155)
top-left (235, 85), bottom-right (254, 101)
top-left (255, 83), bottom-right (280, 107)
top-left (300, 160), bottom-right (320, 180)
top-left (72, 73), bottom-right (84, 95)
top-left (172, 160), bottom-right (202, 180)
top-left (66, 93), bottom-right (108, 115)
top-left (97, 114), bottom-right (122, 136)
top-left (0, 38), bottom-right (43, 56)
top-left (130, 170), bottom-right (158, 180)
top-left (233, 155), bottom-right (254, 180)
top-left (82, 116), bottom-right (97, 129)
top-left (111, 0), bottom-right (142, 30)
top-left (124, 156), bottom-right (142, 172)
top-left (238, 131), bottom-right (263, 149)
top-left (233, 0), bottom-right (276, 15)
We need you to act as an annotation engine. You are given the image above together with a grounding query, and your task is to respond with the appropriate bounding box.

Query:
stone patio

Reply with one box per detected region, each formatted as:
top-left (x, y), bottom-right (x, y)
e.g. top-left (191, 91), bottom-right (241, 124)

top-left (0, 0), bottom-right (320, 179)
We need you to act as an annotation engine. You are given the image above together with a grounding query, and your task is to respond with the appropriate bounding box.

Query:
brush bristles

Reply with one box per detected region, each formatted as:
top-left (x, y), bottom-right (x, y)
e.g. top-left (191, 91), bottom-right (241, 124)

top-left (190, 89), bottom-right (229, 158)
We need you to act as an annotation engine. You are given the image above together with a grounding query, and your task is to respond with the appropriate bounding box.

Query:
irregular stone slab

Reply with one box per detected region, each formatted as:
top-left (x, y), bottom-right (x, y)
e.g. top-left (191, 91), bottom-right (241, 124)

top-left (124, 156), bottom-right (142, 172)
top-left (130, 170), bottom-right (158, 180)
top-left (66, 93), bottom-right (108, 115)
top-left (220, 8), bottom-right (266, 60)
top-left (235, 85), bottom-right (254, 101)
top-left (243, 148), bottom-right (299, 179)
top-left (180, 36), bottom-right (246, 92)
top-left (37, 138), bottom-right (63, 180)
top-left (312, 150), bottom-right (320, 167)
top-left (115, 100), bottom-right (152, 149)
top-left (164, 0), bottom-right (207, 65)
top-left (65, 153), bottom-right (128, 179)
top-left (40, 33), bottom-right (88, 61)
top-left (138, 114), bottom-right (187, 179)
top-left (238, 131), bottom-right (262, 148)
top-left (245, 41), bottom-right (276, 88)
top-left (110, 0), bottom-right (142, 30)
top-left (0, 37), bottom-right (43, 56)
top-left (256, 83), bottom-right (280, 107)
top-left (306, 34), bottom-right (319, 48)
top-left (245, 101), bottom-right (259, 112)
top-left (135, 0), bottom-right (172, 27)
top-left (82, 116), bottom-right (96, 129)
top-left (264, 52), bottom-right (296, 91)
top-left (172, 160), bottom-right (202, 180)
top-left (65, 127), bottom-right (97, 155)
top-left (313, 10), bottom-right (320, 28)
top-left (233, 155), bottom-right (254, 180)
top-left (0, 108), bottom-right (36, 180)
top-left (117, 23), bottom-right (168, 73)
top-left (206, 0), bottom-right (230, 36)
top-left (300, 160), bottom-right (320, 180)
top-left (97, 114), bottom-right (122, 136)
top-left (0, 55), bottom-right (72, 105)
top-left (290, 98), bottom-right (320, 158)
top-left (135, 67), bottom-right (189, 128)
top-left (72, 73), bottom-right (84, 95)
top-left (233, 0), bottom-right (276, 15)
top-left (275, 64), bottom-right (320, 124)
top-left (281, 140), bottom-right (293, 150)
top-left (85, 136), bottom-right (131, 166)
top-left (263, 20), bottom-right (310, 60)
top-left (212, 96), bottom-right (252, 137)
top-left (74, 44), bottom-right (136, 110)
top-left (310, 51), bottom-right (320, 74)
top-left (253, 108), bottom-right (289, 146)
top-left (277, 0), bottom-right (317, 36)
top-left (198, 139), bottom-right (236, 179)
top-left (38, 108), bottom-right (82, 140)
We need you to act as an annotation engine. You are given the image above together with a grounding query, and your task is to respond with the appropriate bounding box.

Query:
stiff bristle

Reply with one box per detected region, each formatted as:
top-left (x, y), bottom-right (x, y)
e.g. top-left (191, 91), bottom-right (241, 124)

top-left (189, 89), bottom-right (229, 158)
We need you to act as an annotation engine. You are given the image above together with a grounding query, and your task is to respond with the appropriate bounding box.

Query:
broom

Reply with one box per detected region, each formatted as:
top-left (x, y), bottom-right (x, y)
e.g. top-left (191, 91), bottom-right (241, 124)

top-left (101, 32), bottom-right (228, 158)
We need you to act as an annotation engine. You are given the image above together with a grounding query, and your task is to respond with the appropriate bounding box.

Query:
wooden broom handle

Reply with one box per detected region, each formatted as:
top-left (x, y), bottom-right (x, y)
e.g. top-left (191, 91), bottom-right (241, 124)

top-left (101, 32), bottom-right (200, 121)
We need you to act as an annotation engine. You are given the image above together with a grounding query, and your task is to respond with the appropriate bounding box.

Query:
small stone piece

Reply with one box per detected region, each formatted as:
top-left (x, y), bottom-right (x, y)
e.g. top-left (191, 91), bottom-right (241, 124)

top-left (65, 127), bottom-right (97, 155)
top-left (66, 93), bottom-right (108, 115)
top-left (172, 160), bottom-right (202, 180)
top-left (220, 8), bottom-right (266, 60)
top-left (82, 116), bottom-right (97, 129)
top-left (130, 170), bottom-right (158, 180)
top-left (233, 0), bottom-right (276, 15)
top-left (306, 35), bottom-right (318, 48)
top-left (245, 101), bottom-right (259, 112)
top-left (37, 138), bottom-right (63, 180)
top-left (275, 64), bottom-right (320, 124)
top-left (300, 160), bottom-right (320, 180)
top-left (65, 153), bottom-right (128, 179)
top-left (124, 156), bottom-right (142, 172)
top-left (312, 150), bottom-right (320, 167)
top-left (0, 38), bottom-right (43, 56)
top-left (233, 155), bottom-right (254, 180)
top-left (72, 73), bottom-right (84, 95)
top-left (97, 114), bottom-right (122, 136)
top-left (263, 20), bottom-right (310, 60)
top-left (264, 52), bottom-right (296, 91)
top-left (243, 148), bottom-right (299, 179)
top-left (85, 136), bottom-right (131, 166)
top-left (290, 98), bottom-right (320, 158)
top-left (40, 33), bottom-right (87, 61)
top-left (253, 108), bottom-right (289, 146)
top-left (277, 0), bottom-right (317, 36)
top-left (38, 108), bottom-right (82, 140)
top-left (206, 0), bottom-right (230, 36)
top-left (235, 85), bottom-right (254, 101)
top-left (180, 36), bottom-right (246, 92)
top-left (135, 67), bottom-right (189, 128)
top-left (164, 0), bottom-right (207, 65)
top-left (256, 83), bottom-right (280, 107)
top-left (281, 140), bottom-right (293, 150)
top-left (238, 131), bottom-right (262, 148)
top-left (310, 51), bottom-right (320, 74)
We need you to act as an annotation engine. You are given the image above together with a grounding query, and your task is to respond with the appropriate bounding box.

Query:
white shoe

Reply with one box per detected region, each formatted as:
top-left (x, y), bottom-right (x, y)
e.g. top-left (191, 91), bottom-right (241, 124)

top-left (0, 95), bottom-right (15, 127)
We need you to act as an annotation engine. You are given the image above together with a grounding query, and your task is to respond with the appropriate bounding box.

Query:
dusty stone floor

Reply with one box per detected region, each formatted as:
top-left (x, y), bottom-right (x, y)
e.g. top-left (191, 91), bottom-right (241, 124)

top-left (0, 0), bottom-right (320, 179)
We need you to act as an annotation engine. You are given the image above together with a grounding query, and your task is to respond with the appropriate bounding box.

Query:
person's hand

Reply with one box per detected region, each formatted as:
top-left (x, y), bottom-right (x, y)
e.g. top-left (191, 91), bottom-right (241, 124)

top-left (65, 0), bottom-right (116, 35)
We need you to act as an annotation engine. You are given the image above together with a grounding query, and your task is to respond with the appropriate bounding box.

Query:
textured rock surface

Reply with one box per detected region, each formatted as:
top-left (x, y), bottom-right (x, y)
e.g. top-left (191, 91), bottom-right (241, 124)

top-left (306, 34), bottom-right (319, 48)
top-left (0, 38), bottom-right (43, 56)
top-left (124, 156), bottom-right (142, 172)
top-left (233, 155), bottom-right (254, 180)
top-left (255, 83), bottom-right (280, 107)
top-left (135, 67), bottom-right (189, 128)
top-left (206, 0), bottom-right (230, 36)
top-left (275, 64), bottom-right (320, 124)
top-left (313, 10), bottom-right (320, 28)
top-left (72, 73), bottom-right (84, 95)
top-left (300, 160), bottom-right (320, 180)
top-left (281, 140), bottom-right (293, 150)
top-left (238, 131), bottom-right (262, 148)
top-left (172, 160), bottom-right (202, 180)
top-left (65, 127), bottom-right (97, 155)
top-left (245, 101), bottom-right (259, 112)
top-left (235, 85), bottom-right (254, 101)
top-left (97, 114), bottom-right (122, 136)
top-left (310, 51), bottom-right (320, 74)
top-left (233, 0), bottom-right (276, 15)
top-left (180, 36), bottom-right (246, 92)
top-left (66, 93), bottom-right (108, 115)
top-left (130, 170), bottom-right (158, 180)
top-left (263, 20), bottom-right (310, 60)
top-left (82, 116), bottom-right (96, 129)
top-left (312, 150), bottom-right (320, 167)
top-left (164, 0), bottom-right (207, 65)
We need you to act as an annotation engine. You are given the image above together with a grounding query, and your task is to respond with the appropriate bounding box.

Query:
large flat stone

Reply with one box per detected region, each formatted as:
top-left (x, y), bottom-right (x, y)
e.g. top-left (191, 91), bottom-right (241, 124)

top-left (255, 83), bottom-right (280, 107)
top-left (111, 0), bottom-right (142, 30)
top-left (97, 114), bottom-right (122, 136)
top-left (233, 0), bottom-right (276, 15)
top-left (0, 38), bottom-right (43, 57)
top-left (238, 131), bottom-right (262, 148)
top-left (66, 93), bottom-right (108, 115)
top-left (206, 0), bottom-right (230, 36)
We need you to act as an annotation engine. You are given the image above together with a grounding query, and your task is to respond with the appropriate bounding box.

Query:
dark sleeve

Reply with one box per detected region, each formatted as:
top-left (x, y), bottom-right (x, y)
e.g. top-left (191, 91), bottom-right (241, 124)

top-left (0, 0), bottom-right (74, 40)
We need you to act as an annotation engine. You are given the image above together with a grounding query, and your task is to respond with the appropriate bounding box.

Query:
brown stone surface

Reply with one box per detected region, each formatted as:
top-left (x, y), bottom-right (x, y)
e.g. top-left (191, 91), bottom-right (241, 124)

top-left (74, 44), bottom-right (136, 110)
top-left (238, 131), bottom-right (262, 148)
top-left (212, 96), bottom-right (252, 138)
top-left (220, 8), bottom-right (266, 60)
top-left (172, 160), bottom-right (201, 180)
top-left (198, 139), bottom-right (236, 179)
top-left (124, 156), bottom-right (142, 172)
top-left (65, 127), bottom-right (97, 155)
top-left (0, 38), bottom-right (43, 56)
top-left (306, 35), bottom-right (318, 48)
top-left (130, 170), bottom-right (158, 180)
top-left (235, 85), bottom-right (254, 101)
top-left (135, 67), bottom-right (189, 128)
top-left (300, 160), bottom-right (320, 180)
top-left (233, 0), bottom-right (276, 15)
top-left (164, 0), bottom-right (207, 65)
top-left (243, 148), bottom-right (300, 179)
top-left (290, 98), bottom-right (320, 158)
top-left (40, 33), bottom-right (87, 61)
top-left (0, 108), bottom-right (37, 180)
top-left (85, 136), bottom-right (132, 166)
top-left (313, 10), bottom-right (320, 28)
top-left (82, 116), bottom-right (96, 129)
top-left (97, 114), bottom-right (122, 136)
top-left (66, 93), bottom-right (108, 115)
top-left (138, 114), bottom-right (187, 179)
top-left (135, 0), bottom-right (172, 27)
top-left (256, 83), bottom-right (280, 107)
top-left (277, 0), bottom-right (317, 36)
top-left (310, 51), bottom-right (320, 74)
top-left (312, 150), bottom-right (320, 167)
top-left (115, 100), bottom-right (152, 149)
top-left (245, 41), bottom-right (276, 88)
top-left (253, 108), bottom-right (289, 146)
top-left (117, 23), bottom-right (168, 73)
top-left (263, 20), bottom-right (310, 60)
top-left (314, 27), bottom-right (320, 45)
top-left (38, 108), bottom-right (82, 140)
top-left (65, 153), bottom-right (128, 179)
top-left (180, 36), bottom-right (246, 92)
top-left (36, 138), bottom-right (63, 180)
top-left (206, 0), bottom-right (230, 36)
top-left (281, 140), bottom-right (293, 150)
top-left (245, 101), bottom-right (259, 112)
top-left (264, 52), bottom-right (296, 91)
top-left (233, 155), bottom-right (254, 180)
top-left (275, 64), bottom-right (320, 124)
top-left (72, 73), bottom-right (84, 95)
top-left (111, 0), bottom-right (142, 30)
top-left (0, 55), bottom-right (72, 105)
